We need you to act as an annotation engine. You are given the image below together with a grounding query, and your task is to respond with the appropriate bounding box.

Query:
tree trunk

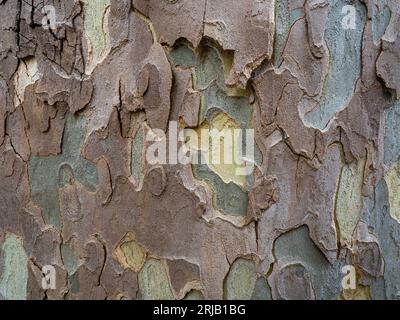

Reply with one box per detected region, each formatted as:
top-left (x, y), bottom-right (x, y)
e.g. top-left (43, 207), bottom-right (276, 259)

top-left (0, 0), bottom-right (399, 300)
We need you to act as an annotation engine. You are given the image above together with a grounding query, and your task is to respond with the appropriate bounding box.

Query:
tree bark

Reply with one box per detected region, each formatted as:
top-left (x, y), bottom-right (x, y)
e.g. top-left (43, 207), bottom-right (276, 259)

top-left (0, 0), bottom-right (399, 300)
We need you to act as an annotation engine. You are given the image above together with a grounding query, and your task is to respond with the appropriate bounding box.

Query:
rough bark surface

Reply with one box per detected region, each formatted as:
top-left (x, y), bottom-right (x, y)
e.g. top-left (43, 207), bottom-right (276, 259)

top-left (0, 0), bottom-right (399, 300)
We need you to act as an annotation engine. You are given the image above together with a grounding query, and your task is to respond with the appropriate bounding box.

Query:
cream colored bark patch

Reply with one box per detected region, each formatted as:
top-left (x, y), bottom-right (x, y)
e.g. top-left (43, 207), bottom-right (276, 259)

top-left (341, 285), bottom-right (371, 300)
top-left (336, 155), bottom-right (366, 245)
top-left (385, 158), bottom-right (400, 223)
top-left (13, 57), bottom-right (40, 107)
top-left (83, 0), bottom-right (110, 73)
top-left (187, 113), bottom-right (248, 187)
top-left (113, 233), bottom-right (146, 272)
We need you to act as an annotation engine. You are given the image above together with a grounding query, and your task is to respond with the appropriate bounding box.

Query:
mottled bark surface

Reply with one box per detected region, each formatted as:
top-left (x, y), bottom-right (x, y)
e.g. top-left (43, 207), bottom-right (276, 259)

top-left (0, 0), bottom-right (399, 300)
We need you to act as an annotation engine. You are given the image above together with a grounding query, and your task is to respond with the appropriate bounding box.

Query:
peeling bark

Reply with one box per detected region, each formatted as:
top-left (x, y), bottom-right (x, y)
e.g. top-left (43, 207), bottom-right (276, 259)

top-left (0, 0), bottom-right (399, 300)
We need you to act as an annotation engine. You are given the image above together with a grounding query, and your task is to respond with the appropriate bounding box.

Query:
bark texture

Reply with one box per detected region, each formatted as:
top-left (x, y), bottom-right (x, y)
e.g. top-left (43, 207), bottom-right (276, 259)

top-left (0, 0), bottom-right (399, 300)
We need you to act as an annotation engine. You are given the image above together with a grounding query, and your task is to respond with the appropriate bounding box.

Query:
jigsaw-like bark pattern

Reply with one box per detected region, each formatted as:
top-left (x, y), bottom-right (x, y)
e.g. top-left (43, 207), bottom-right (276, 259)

top-left (0, 0), bottom-right (399, 300)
